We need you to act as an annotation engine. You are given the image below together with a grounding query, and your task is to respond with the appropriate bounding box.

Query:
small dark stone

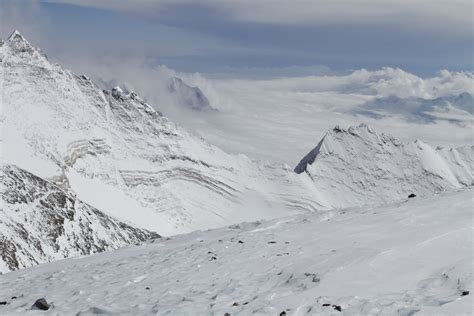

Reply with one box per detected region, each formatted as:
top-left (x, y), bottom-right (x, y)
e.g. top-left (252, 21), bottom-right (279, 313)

top-left (238, 240), bottom-right (244, 244)
top-left (322, 303), bottom-right (331, 307)
top-left (11, 296), bottom-right (17, 300)
top-left (33, 298), bottom-right (50, 311)
top-left (210, 256), bottom-right (217, 261)
top-left (0, 301), bottom-right (7, 305)
top-left (267, 241), bottom-right (277, 244)
top-left (332, 305), bottom-right (342, 312)
top-left (461, 291), bottom-right (469, 296)
top-left (312, 276), bottom-right (321, 283)
top-left (280, 311), bottom-right (287, 316)
top-left (232, 302), bottom-right (239, 306)
top-left (243, 301), bottom-right (249, 305)
top-left (408, 193), bottom-right (416, 198)
top-left (145, 287), bottom-right (150, 290)
top-left (224, 313), bottom-right (231, 316)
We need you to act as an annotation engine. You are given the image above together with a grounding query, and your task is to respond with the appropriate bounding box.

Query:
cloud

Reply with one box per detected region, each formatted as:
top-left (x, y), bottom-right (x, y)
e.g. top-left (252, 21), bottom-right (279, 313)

top-left (0, 0), bottom-right (51, 42)
top-left (218, 68), bottom-right (474, 98)
top-left (45, 0), bottom-right (472, 34)
top-left (140, 68), bottom-right (472, 164)
top-left (2, 1), bottom-right (472, 165)
top-left (3, 1), bottom-right (472, 75)
top-left (352, 93), bottom-right (473, 124)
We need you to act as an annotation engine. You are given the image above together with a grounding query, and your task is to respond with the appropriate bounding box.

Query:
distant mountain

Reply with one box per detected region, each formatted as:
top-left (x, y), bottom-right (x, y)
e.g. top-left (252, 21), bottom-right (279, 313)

top-left (167, 76), bottom-right (213, 111)
top-left (295, 124), bottom-right (473, 208)
top-left (353, 93), bottom-right (473, 123)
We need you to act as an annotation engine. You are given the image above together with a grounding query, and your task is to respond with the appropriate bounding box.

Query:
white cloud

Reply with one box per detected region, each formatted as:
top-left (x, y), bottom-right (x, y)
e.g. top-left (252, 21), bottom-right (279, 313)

top-left (217, 68), bottom-right (474, 99)
top-left (157, 68), bottom-right (473, 164)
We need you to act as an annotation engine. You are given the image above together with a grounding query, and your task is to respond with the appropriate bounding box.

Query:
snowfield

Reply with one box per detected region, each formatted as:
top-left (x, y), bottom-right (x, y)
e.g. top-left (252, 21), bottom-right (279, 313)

top-left (0, 190), bottom-right (472, 315)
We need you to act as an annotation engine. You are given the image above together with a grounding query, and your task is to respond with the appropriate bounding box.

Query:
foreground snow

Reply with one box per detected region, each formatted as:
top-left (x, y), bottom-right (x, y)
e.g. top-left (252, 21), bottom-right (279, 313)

top-left (0, 190), bottom-right (471, 315)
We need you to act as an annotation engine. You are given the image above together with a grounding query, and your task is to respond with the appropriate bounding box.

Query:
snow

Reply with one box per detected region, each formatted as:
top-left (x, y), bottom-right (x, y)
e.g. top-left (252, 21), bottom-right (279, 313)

top-left (156, 69), bottom-right (473, 165)
top-left (0, 189), bottom-right (471, 315)
top-left (66, 169), bottom-right (174, 235)
top-left (0, 164), bottom-right (158, 273)
top-left (295, 124), bottom-right (473, 208)
top-left (0, 29), bottom-right (321, 241)
top-left (0, 30), bottom-right (325, 271)
top-left (1, 31), bottom-right (472, 274)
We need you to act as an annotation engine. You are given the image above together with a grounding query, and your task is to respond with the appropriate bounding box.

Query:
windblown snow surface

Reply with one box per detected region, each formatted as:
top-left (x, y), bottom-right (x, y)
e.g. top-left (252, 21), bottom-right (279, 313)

top-left (0, 190), bottom-right (472, 315)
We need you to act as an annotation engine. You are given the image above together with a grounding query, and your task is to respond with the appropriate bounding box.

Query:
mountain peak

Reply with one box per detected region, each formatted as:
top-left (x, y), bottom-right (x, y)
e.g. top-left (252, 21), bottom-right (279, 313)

top-left (295, 124), bottom-right (395, 174)
top-left (7, 29), bottom-right (32, 51)
top-left (294, 124), bottom-right (472, 208)
top-left (8, 30), bottom-right (25, 41)
top-left (5, 29), bottom-right (48, 63)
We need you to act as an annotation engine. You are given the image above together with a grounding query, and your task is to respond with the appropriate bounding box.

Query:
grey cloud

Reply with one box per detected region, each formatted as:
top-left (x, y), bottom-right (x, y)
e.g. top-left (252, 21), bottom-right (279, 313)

top-left (45, 0), bottom-right (472, 34)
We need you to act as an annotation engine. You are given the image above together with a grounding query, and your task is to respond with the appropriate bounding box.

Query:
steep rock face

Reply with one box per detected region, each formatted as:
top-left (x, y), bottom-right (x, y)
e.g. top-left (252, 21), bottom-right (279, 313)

top-left (0, 164), bottom-right (159, 273)
top-left (1, 31), bottom-right (321, 241)
top-left (295, 124), bottom-right (473, 208)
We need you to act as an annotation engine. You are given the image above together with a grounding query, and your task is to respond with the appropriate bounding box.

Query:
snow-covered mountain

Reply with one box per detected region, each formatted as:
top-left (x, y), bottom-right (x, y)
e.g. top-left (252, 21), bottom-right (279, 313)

top-left (0, 164), bottom-right (159, 272)
top-left (295, 124), bottom-right (473, 208)
top-left (1, 31), bottom-right (473, 274)
top-left (0, 189), bottom-right (471, 315)
top-left (167, 76), bottom-right (214, 111)
top-left (0, 30), bottom-right (325, 272)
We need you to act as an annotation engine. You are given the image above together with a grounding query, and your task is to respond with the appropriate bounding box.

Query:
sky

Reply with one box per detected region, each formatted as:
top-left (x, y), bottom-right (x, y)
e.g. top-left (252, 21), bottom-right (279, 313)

top-left (1, 0), bottom-right (473, 76)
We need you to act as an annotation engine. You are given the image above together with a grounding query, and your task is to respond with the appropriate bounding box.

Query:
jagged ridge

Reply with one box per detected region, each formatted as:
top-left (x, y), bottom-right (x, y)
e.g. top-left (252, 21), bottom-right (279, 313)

top-left (295, 123), bottom-right (473, 208)
top-left (0, 164), bottom-right (159, 272)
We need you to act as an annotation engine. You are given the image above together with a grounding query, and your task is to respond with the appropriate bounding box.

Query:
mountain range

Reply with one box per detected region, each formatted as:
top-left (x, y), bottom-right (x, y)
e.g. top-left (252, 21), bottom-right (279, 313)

top-left (1, 31), bottom-right (472, 273)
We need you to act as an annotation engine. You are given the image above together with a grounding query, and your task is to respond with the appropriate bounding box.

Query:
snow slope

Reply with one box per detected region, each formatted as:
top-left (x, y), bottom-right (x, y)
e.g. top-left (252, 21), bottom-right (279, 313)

top-left (295, 124), bottom-right (473, 208)
top-left (0, 189), bottom-right (471, 315)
